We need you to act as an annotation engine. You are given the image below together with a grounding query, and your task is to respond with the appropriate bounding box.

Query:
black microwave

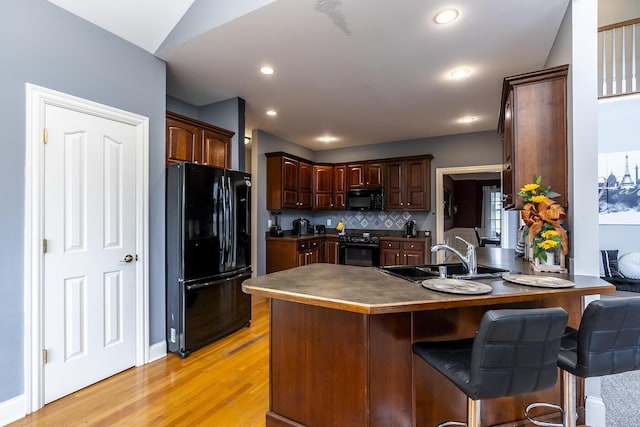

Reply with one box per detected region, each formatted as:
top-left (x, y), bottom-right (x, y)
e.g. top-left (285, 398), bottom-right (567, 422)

top-left (346, 188), bottom-right (384, 210)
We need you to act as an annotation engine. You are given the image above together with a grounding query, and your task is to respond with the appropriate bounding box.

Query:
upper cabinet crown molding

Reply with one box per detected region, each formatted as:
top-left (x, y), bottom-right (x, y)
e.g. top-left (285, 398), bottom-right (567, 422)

top-left (498, 64), bottom-right (569, 209)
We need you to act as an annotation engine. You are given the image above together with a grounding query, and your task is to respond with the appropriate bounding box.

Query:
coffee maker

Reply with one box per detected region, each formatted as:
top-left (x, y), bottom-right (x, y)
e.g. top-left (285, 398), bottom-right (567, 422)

top-left (269, 212), bottom-right (284, 237)
top-left (292, 218), bottom-right (311, 236)
top-left (404, 220), bottom-right (417, 238)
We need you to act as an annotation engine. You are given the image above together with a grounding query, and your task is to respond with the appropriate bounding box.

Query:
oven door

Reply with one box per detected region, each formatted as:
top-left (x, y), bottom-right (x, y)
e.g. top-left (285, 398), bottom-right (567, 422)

top-left (339, 243), bottom-right (380, 267)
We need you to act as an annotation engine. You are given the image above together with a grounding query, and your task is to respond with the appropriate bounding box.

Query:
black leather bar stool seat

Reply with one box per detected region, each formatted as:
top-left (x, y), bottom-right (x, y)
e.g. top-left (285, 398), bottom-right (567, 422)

top-left (413, 307), bottom-right (569, 427)
top-left (527, 297), bottom-right (640, 427)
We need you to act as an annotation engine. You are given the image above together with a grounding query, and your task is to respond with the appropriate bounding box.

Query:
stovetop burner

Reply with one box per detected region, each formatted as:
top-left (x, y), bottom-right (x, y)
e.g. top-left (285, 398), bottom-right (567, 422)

top-left (339, 235), bottom-right (380, 244)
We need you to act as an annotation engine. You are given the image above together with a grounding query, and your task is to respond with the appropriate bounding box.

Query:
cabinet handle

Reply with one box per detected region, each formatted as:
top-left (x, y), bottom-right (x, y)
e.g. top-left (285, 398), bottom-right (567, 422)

top-left (407, 202), bottom-right (411, 206)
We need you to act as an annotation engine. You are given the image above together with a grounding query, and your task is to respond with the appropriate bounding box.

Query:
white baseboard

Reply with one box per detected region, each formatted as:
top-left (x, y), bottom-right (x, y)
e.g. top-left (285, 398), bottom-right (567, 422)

top-left (0, 394), bottom-right (26, 427)
top-left (586, 395), bottom-right (606, 427)
top-left (148, 340), bottom-right (166, 363)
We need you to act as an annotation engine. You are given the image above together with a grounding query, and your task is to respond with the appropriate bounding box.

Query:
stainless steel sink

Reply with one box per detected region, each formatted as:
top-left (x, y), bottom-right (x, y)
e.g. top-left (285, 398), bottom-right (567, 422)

top-left (378, 263), bottom-right (509, 283)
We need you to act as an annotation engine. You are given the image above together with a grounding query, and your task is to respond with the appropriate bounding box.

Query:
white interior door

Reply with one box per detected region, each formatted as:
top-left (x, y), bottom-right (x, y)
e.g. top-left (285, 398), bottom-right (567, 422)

top-left (42, 104), bottom-right (138, 403)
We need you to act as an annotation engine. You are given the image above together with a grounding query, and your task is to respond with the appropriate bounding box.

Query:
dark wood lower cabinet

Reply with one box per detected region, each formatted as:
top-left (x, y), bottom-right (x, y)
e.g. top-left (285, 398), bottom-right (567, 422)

top-left (266, 296), bottom-right (584, 427)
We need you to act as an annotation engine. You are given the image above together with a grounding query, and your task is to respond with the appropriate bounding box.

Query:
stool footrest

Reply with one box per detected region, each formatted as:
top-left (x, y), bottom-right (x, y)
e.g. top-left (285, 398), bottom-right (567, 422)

top-left (525, 402), bottom-right (564, 427)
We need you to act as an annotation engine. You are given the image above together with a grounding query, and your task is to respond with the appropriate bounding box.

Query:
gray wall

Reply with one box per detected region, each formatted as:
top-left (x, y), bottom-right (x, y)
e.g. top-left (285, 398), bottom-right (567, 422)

top-left (254, 130), bottom-right (502, 276)
top-left (0, 0), bottom-right (166, 403)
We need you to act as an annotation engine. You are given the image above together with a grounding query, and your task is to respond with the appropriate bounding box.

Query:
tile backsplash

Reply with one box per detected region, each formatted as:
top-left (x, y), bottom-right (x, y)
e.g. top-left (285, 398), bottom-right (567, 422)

top-left (271, 210), bottom-right (431, 233)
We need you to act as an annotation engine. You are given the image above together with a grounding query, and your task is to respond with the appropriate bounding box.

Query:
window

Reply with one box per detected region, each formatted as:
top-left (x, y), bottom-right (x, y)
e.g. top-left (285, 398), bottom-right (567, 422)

top-left (489, 189), bottom-right (502, 235)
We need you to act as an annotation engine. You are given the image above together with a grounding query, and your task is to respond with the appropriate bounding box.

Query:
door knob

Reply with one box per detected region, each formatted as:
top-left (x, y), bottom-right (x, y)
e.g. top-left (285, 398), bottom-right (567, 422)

top-left (121, 254), bottom-right (134, 263)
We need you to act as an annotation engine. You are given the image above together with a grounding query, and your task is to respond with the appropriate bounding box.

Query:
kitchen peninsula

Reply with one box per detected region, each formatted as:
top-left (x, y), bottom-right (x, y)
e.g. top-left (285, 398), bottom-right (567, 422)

top-left (242, 249), bottom-right (615, 427)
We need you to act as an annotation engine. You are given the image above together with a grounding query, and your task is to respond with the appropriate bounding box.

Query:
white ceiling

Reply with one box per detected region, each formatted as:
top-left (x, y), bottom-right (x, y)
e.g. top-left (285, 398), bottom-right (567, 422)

top-left (48, 0), bottom-right (570, 151)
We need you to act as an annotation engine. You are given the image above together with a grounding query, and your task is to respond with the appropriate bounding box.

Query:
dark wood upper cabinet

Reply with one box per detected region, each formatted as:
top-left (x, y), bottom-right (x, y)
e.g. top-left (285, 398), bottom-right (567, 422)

top-left (314, 165), bottom-right (334, 209)
top-left (498, 65), bottom-right (568, 209)
top-left (165, 111), bottom-right (233, 169)
top-left (166, 117), bottom-right (201, 164)
top-left (266, 152), bottom-right (432, 212)
top-left (347, 163), bottom-right (384, 189)
top-left (385, 156), bottom-right (432, 211)
top-left (333, 165), bottom-right (347, 210)
top-left (266, 153), bottom-right (313, 210)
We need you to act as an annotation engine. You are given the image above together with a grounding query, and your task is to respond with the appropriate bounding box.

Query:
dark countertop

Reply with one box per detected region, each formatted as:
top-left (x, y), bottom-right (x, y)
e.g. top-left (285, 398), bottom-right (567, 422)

top-left (242, 248), bottom-right (615, 314)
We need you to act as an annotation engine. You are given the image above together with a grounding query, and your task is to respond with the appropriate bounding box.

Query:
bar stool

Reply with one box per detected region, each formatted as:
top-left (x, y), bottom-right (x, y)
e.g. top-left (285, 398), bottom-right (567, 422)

top-left (525, 297), bottom-right (640, 427)
top-left (412, 307), bottom-right (569, 427)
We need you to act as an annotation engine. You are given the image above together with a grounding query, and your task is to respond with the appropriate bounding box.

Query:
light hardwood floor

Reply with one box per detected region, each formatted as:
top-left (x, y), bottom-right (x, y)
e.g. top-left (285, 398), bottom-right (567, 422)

top-left (10, 297), bottom-right (270, 427)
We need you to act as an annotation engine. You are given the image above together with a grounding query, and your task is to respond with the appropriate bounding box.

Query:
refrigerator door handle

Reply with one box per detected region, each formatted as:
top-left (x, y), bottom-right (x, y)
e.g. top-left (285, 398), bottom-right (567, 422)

top-left (185, 271), bottom-right (252, 290)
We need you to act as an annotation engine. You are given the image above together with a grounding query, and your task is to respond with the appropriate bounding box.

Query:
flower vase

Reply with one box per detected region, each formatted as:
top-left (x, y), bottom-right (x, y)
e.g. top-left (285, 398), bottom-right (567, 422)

top-left (543, 250), bottom-right (556, 266)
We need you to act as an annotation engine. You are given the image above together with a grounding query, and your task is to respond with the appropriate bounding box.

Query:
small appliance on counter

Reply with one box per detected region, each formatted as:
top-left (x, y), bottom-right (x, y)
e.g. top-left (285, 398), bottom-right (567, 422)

top-left (269, 211), bottom-right (284, 237)
top-left (404, 220), bottom-right (417, 238)
top-left (292, 217), bottom-right (312, 236)
top-left (315, 224), bottom-right (326, 235)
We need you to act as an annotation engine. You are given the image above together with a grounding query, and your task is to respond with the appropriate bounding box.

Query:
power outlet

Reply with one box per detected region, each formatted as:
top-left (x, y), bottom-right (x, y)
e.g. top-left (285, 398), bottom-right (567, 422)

top-left (326, 219), bottom-right (331, 226)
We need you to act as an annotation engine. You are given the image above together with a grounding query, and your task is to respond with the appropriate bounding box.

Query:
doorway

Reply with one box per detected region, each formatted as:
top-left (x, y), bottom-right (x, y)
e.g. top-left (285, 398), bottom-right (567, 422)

top-left (434, 165), bottom-right (504, 261)
top-left (24, 84), bottom-right (150, 412)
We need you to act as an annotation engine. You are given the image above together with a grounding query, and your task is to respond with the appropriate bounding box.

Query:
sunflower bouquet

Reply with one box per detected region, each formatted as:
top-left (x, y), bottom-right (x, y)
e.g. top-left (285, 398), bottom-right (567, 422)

top-left (518, 176), bottom-right (568, 264)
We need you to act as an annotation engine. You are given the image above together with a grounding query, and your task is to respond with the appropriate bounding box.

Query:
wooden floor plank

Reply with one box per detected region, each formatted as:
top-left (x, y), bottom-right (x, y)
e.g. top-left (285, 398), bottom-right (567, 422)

top-left (10, 297), bottom-right (270, 427)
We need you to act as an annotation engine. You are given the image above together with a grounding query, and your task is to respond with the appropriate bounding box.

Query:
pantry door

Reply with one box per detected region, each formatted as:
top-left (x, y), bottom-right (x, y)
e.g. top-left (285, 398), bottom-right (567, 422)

top-left (25, 84), bottom-right (149, 409)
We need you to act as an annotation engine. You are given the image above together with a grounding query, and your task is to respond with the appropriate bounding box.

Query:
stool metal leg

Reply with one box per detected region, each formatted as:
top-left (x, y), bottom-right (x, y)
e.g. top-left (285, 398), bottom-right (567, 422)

top-left (562, 370), bottom-right (577, 427)
top-left (435, 397), bottom-right (480, 427)
top-left (468, 397), bottom-right (480, 427)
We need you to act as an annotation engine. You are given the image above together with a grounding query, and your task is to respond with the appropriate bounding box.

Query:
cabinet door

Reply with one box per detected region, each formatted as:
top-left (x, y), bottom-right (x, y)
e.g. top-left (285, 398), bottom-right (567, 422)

top-left (201, 128), bottom-right (229, 168)
top-left (402, 241), bottom-right (425, 266)
top-left (502, 91), bottom-right (514, 208)
top-left (381, 248), bottom-right (400, 266)
top-left (365, 163), bottom-right (384, 188)
top-left (385, 161), bottom-right (404, 210)
top-left (314, 165), bottom-right (334, 209)
top-left (500, 65), bottom-right (568, 209)
top-left (308, 247), bottom-right (320, 264)
top-left (324, 240), bottom-right (338, 264)
top-left (333, 165), bottom-right (347, 209)
top-left (405, 158), bottom-right (429, 210)
top-left (282, 157), bottom-right (300, 209)
top-left (166, 118), bottom-right (201, 164)
top-left (298, 161), bottom-right (314, 209)
top-left (347, 164), bottom-right (365, 188)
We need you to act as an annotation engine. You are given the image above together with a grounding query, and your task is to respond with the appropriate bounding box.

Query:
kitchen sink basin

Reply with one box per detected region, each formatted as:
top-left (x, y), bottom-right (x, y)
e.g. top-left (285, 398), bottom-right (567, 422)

top-left (378, 263), bottom-right (509, 283)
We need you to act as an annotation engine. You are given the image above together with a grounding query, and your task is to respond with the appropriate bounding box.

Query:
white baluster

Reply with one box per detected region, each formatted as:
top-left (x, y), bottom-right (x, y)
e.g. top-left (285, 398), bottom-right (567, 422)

top-left (602, 30), bottom-right (608, 96)
top-left (622, 26), bottom-right (627, 93)
top-left (613, 28), bottom-right (617, 95)
top-left (633, 24), bottom-right (637, 92)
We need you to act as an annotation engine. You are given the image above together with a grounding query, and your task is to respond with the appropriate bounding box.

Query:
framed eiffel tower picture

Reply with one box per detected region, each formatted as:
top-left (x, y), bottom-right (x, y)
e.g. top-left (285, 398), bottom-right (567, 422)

top-left (598, 151), bottom-right (640, 224)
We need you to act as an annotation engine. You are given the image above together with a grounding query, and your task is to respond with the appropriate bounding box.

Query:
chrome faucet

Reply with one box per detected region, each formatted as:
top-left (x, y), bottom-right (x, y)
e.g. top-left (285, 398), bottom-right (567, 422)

top-left (431, 236), bottom-right (477, 276)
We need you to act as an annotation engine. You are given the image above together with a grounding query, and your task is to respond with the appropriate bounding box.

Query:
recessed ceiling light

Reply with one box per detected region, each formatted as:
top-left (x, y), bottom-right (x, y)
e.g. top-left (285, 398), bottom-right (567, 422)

top-left (266, 110), bottom-right (277, 116)
top-left (318, 136), bottom-right (337, 143)
top-left (260, 66), bottom-right (275, 75)
top-left (434, 9), bottom-right (459, 24)
top-left (450, 68), bottom-right (471, 79)
top-left (459, 116), bottom-right (477, 123)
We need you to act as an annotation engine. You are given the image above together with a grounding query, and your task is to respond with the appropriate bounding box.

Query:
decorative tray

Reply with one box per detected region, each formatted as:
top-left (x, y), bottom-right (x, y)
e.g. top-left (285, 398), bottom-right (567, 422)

top-left (422, 279), bottom-right (493, 295)
top-left (502, 274), bottom-right (575, 288)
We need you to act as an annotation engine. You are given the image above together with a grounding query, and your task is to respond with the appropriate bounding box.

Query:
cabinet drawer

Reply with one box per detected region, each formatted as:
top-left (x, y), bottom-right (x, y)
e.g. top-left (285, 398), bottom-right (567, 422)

top-left (297, 239), bottom-right (320, 251)
top-left (381, 241), bottom-right (400, 249)
top-left (402, 241), bottom-right (424, 251)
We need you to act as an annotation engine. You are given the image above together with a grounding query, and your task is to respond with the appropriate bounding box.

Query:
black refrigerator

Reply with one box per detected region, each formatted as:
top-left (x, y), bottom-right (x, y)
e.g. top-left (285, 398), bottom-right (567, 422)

top-left (166, 162), bottom-right (252, 358)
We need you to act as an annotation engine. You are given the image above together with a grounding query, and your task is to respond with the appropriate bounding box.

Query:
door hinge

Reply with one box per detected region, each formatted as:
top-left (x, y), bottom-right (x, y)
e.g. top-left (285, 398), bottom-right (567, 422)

top-left (43, 128), bottom-right (48, 144)
top-left (43, 349), bottom-right (48, 364)
top-left (43, 239), bottom-right (48, 253)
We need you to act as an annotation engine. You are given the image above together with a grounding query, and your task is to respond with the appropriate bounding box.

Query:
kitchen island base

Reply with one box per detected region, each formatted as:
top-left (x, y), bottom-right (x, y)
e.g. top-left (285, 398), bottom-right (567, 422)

top-left (266, 296), bottom-right (583, 427)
